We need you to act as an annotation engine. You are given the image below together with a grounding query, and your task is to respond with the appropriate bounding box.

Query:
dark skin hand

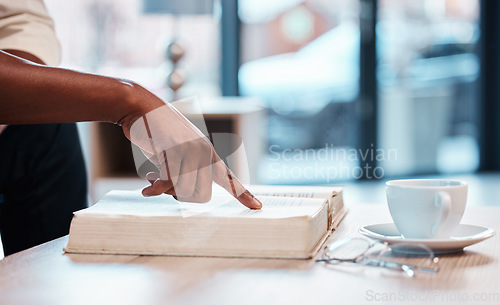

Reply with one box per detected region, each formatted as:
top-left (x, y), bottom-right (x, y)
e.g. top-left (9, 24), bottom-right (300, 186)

top-left (0, 50), bottom-right (262, 209)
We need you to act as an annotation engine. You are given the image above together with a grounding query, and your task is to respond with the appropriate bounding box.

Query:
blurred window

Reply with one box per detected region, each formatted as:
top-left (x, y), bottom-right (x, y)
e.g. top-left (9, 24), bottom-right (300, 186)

top-left (239, 0), bottom-right (481, 183)
top-left (377, 0), bottom-right (481, 175)
top-left (239, 0), bottom-right (364, 184)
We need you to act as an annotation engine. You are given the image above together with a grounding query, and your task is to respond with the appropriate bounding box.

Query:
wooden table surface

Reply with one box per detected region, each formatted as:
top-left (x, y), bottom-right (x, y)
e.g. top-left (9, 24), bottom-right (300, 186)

top-left (1, 204), bottom-right (498, 305)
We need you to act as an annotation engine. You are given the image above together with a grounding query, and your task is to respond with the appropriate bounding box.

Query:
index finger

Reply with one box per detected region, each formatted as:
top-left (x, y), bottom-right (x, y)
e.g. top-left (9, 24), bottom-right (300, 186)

top-left (212, 153), bottom-right (262, 209)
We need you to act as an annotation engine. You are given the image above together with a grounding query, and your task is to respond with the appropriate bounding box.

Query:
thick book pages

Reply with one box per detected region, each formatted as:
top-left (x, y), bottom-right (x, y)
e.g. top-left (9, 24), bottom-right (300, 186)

top-left (65, 185), bottom-right (345, 259)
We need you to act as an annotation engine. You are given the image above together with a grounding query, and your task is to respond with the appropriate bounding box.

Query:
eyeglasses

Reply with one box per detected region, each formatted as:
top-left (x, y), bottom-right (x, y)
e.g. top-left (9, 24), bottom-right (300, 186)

top-left (316, 237), bottom-right (439, 277)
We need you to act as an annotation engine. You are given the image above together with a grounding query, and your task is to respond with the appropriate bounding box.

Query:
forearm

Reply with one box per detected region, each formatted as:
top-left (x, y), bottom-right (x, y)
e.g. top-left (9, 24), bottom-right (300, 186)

top-left (0, 50), bottom-right (161, 126)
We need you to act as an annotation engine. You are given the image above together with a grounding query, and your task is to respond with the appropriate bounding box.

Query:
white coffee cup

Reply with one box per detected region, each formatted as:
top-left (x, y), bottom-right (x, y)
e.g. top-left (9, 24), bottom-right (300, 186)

top-left (386, 179), bottom-right (468, 239)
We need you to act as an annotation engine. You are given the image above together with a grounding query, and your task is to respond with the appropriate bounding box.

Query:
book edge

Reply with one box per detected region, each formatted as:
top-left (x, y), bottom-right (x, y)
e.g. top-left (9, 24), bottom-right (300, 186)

top-left (65, 186), bottom-right (346, 260)
top-left (64, 207), bottom-right (349, 260)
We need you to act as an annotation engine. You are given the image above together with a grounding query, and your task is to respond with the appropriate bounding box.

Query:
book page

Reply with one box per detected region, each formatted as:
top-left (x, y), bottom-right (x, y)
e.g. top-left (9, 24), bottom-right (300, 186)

top-left (245, 184), bottom-right (340, 199)
top-left (80, 189), bottom-right (327, 220)
top-left (179, 194), bottom-right (326, 218)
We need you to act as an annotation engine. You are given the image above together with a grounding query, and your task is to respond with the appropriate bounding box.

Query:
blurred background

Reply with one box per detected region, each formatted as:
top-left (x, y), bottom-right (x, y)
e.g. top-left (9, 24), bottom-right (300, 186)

top-left (41, 0), bottom-right (499, 204)
top-left (2, 0), bottom-right (500, 260)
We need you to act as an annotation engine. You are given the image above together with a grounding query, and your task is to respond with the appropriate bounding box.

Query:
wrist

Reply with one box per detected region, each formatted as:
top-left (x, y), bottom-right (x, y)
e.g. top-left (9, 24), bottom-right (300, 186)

top-left (116, 80), bottom-right (166, 135)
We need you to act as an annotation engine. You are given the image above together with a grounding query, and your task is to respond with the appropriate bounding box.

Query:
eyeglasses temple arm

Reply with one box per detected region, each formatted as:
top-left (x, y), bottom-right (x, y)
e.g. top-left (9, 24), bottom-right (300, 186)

top-left (375, 260), bottom-right (439, 274)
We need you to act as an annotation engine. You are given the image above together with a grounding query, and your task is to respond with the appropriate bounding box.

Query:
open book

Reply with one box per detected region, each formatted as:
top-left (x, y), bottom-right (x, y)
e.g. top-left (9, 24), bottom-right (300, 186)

top-left (64, 185), bottom-right (346, 259)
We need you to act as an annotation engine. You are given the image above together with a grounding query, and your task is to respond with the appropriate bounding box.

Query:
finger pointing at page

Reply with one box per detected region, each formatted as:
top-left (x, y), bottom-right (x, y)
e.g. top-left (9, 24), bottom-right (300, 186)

top-left (126, 103), bottom-right (261, 209)
top-left (212, 152), bottom-right (262, 210)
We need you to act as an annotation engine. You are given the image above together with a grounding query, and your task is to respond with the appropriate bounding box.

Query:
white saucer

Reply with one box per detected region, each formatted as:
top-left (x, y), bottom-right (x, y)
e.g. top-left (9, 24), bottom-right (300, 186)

top-left (359, 223), bottom-right (495, 254)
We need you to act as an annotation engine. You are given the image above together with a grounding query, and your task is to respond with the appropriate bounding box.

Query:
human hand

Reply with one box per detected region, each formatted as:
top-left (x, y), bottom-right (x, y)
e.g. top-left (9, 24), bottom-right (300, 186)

top-left (121, 101), bottom-right (262, 209)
